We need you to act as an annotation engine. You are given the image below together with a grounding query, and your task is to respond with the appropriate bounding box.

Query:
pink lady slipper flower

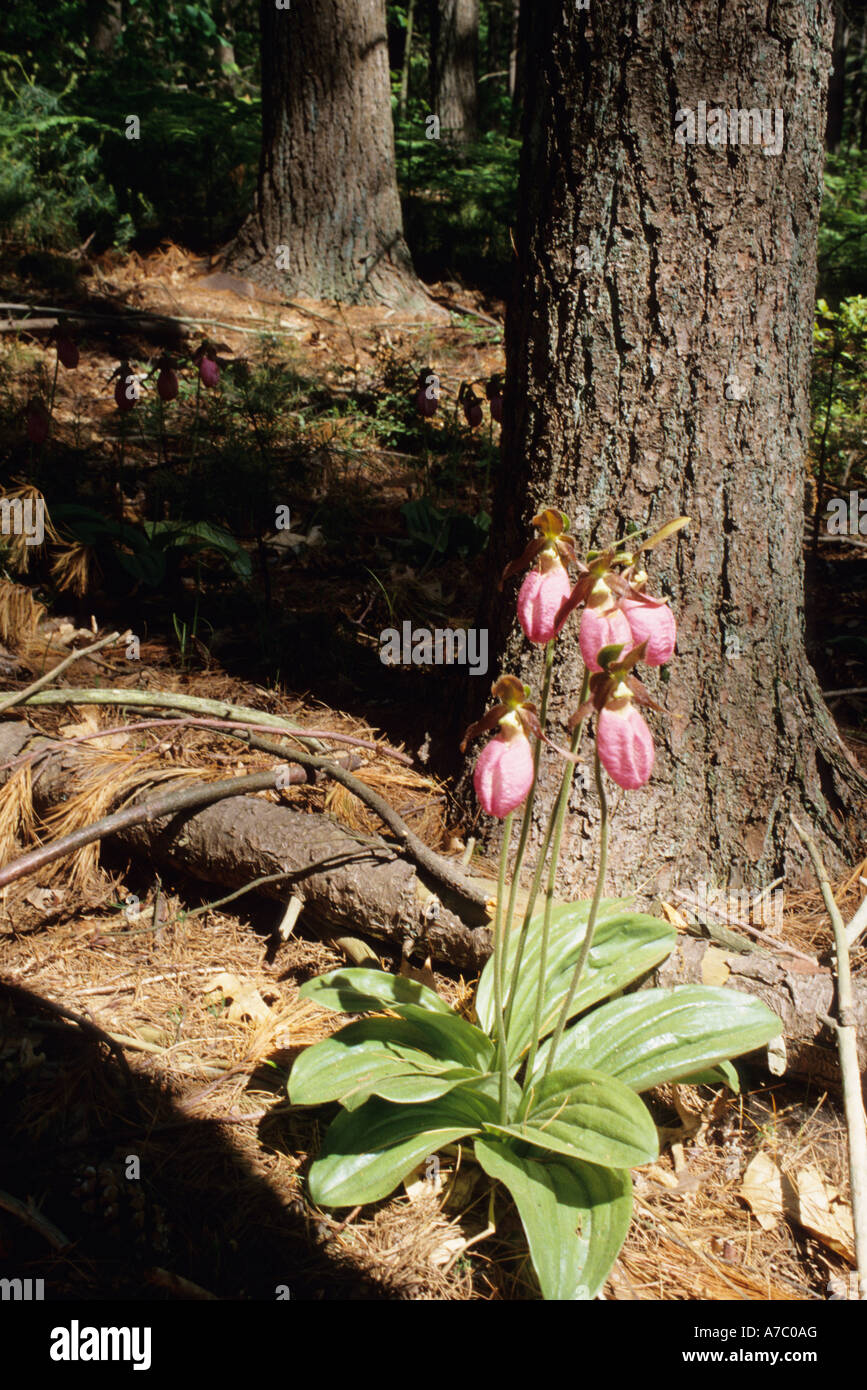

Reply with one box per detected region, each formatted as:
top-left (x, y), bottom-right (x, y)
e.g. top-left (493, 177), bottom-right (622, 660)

top-left (157, 358), bottom-right (179, 402)
top-left (114, 363), bottom-right (139, 412)
top-left (579, 579), bottom-right (633, 672)
top-left (414, 366), bottom-right (440, 419)
top-left (619, 571), bottom-right (676, 666)
top-left (518, 548), bottom-right (573, 645)
top-left (597, 682), bottom-right (655, 789)
top-left (461, 675), bottom-right (542, 819)
top-left (26, 398), bottom-right (50, 445)
top-left (199, 352), bottom-right (220, 388)
top-left (486, 374), bottom-right (504, 423)
top-left (51, 328), bottom-right (79, 370)
top-left (473, 711), bottom-right (535, 818)
top-left (193, 341), bottom-right (227, 389)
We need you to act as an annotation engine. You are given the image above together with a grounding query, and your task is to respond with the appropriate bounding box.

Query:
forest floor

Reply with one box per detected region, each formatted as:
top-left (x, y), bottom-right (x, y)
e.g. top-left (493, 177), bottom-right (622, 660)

top-left (0, 244), bottom-right (865, 1300)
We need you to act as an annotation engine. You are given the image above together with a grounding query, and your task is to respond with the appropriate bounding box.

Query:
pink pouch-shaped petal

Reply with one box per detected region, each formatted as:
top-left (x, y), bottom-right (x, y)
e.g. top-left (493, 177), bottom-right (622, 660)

top-left (474, 727), bottom-right (535, 817)
top-left (518, 563), bottom-right (573, 645)
top-left (620, 595), bottom-right (676, 666)
top-left (597, 701), bottom-right (655, 789)
top-left (56, 336), bottom-right (79, 370)
top-left (157, 367), bottom-right (179, 402)
top-left (579, 605), bottom-right (633, 672)
top-left (199, 356), bottom-right (220, 388)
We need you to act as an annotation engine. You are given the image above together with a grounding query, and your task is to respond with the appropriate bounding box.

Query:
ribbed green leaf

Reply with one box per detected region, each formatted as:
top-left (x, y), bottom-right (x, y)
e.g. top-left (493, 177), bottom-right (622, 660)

top-left (300, 967), bottom-right (453, 1017)
top-left (534, 987), bottom-right (781, 1090)
top-left (288, 1014), bottom-right (488, 1108)
top-left (474, 1138), bottom-right (632, 1300)
top-left (307, 1081), bottom-right (501, 1207)
top-left (476, 902), bottom-right (675, 1066)
top-left (487, 1067), bottom-right (658, 1168)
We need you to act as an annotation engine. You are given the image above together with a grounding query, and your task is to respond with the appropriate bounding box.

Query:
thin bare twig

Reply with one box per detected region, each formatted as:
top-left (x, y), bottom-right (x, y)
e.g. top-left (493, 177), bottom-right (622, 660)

top-left (673, 888), bottom-right (817, 964)
top-left (790, 816), bottom-right (867, 1299)
top-left (0, 1188), bottom-right (71, 1251)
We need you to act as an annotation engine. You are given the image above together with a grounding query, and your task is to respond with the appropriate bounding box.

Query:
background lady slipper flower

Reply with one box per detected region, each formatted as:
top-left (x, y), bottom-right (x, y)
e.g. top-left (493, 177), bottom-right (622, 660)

top-left (620, 592), bottom-right (676, 666)
top-left (579, 582), bottom-right (632, 671)
top-left (518, 552), bottom-right (572, 644)
top-left (463, 396), bottom-right (483, 428)
top-left (157, 365), bottom-right (179, 401)
top-left (414, 366), bottom-right (439, 418)
top-left (597, 685), bottom-right (655, 789)
top-left (199, 353), bottom-right (220, 388)
top-left (55, 334), bottom-right (79, 369)
top-left (114, 365), bottom-right (138, 412)
top-left (26, 398), bottom-right (50, 445)
top-left (473, 712), bottom-right (535, 818)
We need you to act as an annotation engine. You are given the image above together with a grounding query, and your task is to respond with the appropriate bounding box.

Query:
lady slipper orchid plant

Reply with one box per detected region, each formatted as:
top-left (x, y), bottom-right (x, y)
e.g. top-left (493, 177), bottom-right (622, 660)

top-left (287, 508), bottom-right (782, 1301)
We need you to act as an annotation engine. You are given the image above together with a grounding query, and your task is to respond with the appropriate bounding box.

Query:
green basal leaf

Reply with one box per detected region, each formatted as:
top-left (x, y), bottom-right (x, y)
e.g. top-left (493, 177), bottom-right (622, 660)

top-left (390, 1004), bottom-right (495, 1070)
top-left (371, 1071), bottom-right (483, 1103)
top-left (477, 902), bottom-right (676, 1067)
top-left (288, 1014), bottom-right (488, 1108)
top-left (307, 1079), bottom-right (502, 1208)
top-left (474, 1137), bottom-right (632, 1300)
top-left (679, 1060), bottom-right (740, 1091)
top-left (289, 1011), bottom-right (494, 1106)
top-left (487, 1067), bottom-right (658, 1168)
top-left (300, 967), bottom-right (453, 1017)
top-left (534, 987), bottom-right (781, 1091)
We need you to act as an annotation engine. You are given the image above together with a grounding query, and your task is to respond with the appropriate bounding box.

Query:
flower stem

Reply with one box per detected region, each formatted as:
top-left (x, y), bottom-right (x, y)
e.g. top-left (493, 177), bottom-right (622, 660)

top-left (503, 666), bottom-right (590, 1034)
top-left (498, 640), bottom-right (554, 1030)
top-left (543, 737), bottom-right (609, 1079)
top-left (35, 354), bottom-right (60, 484)
top-left (493, 810), bottom-right (514, 1122)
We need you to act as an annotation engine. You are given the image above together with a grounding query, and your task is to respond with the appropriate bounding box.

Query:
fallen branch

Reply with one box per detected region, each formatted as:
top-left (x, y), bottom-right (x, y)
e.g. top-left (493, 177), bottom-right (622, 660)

top-left (16, 686), bottom-right (334, 751)
top-left (790, 816), bottom-right (867, 1299)
top-left (0, 631), bottom-right (129, 717)
top-left (0, 979), bottom-right (132, 1081)
top-left (0, 714), bottom-right (408, 775)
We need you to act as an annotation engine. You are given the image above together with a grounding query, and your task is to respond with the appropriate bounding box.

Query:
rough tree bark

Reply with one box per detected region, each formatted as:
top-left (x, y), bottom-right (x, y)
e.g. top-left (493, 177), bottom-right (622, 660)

top-left (226, 0), bottom-right (430, 309)
top-left (430, 0), bottom-right (479, 143)
top-left (456, 0), bottom-right (867, 896)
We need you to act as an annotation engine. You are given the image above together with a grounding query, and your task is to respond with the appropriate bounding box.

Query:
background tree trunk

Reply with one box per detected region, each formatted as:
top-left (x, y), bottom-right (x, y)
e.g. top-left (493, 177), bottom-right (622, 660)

top-left (507, 0), bottom-right (520, 98)
top-left (226, 0), bottom-right (430, 308)
top-left (398, 0), bottom-right (417, 123)
top-left (90, 0), bottom-right (122, 56)
top-left (456, 0), bottom-right (867, 897)
top-left (825, 4), bottom-right (847, 151)
top-left (430, 0), bottom-right (479, 143)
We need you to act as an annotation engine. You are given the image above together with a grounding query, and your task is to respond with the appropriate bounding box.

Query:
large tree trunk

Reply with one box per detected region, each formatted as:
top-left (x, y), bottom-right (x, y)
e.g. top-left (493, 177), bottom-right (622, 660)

top-left (226, 0), bottom-right (430, 309)
top-left (430, 0), bottom-right (479, 143)
top-left (456, 0), bottom-right (867, 896)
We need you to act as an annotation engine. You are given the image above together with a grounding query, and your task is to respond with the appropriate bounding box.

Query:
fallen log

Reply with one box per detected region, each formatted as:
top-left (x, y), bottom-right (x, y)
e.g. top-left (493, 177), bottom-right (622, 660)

top-left (1, 719), bottom-right (864, 1087)
top-left (0, 720), bottom-right (492, 972)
